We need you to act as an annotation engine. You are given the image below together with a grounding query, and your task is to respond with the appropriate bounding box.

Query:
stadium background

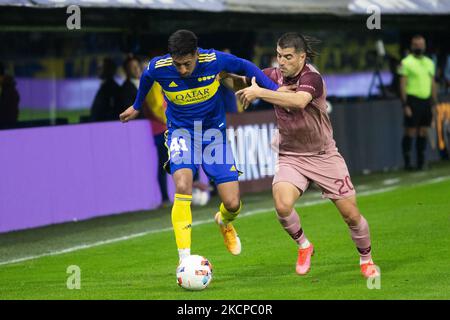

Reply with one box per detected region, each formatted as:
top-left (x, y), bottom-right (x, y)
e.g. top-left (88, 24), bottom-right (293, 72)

top-left (0, 0), bottom-right (449, 300)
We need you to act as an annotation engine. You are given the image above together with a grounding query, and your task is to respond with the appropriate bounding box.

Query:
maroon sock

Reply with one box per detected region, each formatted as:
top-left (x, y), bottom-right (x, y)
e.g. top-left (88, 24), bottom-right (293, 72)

top-left (349, 215), bottom-right (372, 263)
top-left (277, 208), bottom-right (308, 246)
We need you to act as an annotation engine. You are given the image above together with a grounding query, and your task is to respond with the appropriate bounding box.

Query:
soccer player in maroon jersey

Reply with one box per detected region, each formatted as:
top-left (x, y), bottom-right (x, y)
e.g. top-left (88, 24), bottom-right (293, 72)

top-left (235, 33), bottom-right (379, 278)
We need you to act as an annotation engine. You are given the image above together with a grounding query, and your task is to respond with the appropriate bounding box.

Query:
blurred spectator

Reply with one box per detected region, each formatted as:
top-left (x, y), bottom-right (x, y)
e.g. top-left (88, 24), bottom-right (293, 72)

top-left (142, 80), bottom-right (170, 206)
top-left (90, 57), bottom-right (120, 121)
top-left (0, 62), bottom-right (20, 129)
top-left (119, 55), bottom-right (144, 118)
top-left (386, 54), bottom-right (401, 97)
top-left (445, 54), bottom-right (450, 93)
top-left (398, 35), bottom-right (438, 170)
top-left (270, 55), bottom-right (278, 68)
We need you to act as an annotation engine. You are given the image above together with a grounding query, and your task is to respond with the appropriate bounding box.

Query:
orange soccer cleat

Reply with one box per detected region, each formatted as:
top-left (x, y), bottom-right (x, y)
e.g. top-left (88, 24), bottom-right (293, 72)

top-left (214, 212), bottom-right (241, 255)
top-left (296, 244), bottom-right (314, 275)
top-left (360, 261), bottom-right (380, 278)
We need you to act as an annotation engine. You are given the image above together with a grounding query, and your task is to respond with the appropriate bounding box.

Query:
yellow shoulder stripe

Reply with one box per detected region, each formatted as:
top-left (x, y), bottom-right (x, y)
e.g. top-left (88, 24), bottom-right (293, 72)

top-left (155, 63), bottom-right (172, 69)
top-left (156, 58), bottom-right (173, 66)
top-left (156, 61), bottom-right (172, 66)
top-left (199, 58), bottom-right (216, 63)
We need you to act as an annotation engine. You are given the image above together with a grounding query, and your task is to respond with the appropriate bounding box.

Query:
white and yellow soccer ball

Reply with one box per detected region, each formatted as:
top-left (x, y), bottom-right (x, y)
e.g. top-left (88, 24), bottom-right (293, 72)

top-left (176, 255), bottom-right (213, 291)
top-left (191, 187), bottom-right (210, 206)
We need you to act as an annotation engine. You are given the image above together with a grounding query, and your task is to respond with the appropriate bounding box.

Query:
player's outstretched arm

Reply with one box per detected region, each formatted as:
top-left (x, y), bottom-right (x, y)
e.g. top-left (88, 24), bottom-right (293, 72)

top-left (218, 51), bottom-right (278, 91)
top-left (236, 77), bottom-right (312, 110)
top-left (218, 72), bottom-right (249, 92)
top-left (120, 61), bottom-right (155, 122)
top-left (119, 106), bottom-right (140, 123)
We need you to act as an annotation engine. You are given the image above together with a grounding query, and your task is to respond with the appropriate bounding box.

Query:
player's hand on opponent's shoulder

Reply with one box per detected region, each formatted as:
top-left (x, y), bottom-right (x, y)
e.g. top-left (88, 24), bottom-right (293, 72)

top-left (119, 106), bottom-right (140, 123)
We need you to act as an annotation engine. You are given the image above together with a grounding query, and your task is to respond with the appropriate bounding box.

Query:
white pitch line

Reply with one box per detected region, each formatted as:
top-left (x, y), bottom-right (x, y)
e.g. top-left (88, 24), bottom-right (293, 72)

top-left (382, 177), bottom-right (401, 186)
top-left (0, 176), bottom-right (449, 267)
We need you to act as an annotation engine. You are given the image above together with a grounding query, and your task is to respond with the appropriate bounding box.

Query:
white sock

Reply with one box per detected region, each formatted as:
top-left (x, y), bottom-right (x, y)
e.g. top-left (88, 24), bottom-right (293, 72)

top-left (299, 238), bottom-right (311, 249)
top-left (178, 248), bottom-right (190, 261)
top-left (360, 257), bottom-right (373, 265)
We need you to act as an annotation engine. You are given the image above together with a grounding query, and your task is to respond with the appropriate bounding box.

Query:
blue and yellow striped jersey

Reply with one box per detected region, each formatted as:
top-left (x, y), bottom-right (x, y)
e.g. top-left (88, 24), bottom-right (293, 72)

top-left (133, 48), bottom-right (278, 129)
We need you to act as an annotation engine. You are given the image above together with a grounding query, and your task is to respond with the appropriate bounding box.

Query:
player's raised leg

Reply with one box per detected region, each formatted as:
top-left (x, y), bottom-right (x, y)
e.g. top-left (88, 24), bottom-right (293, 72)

top-left (273, 181), bottom-right (313, 275)
top-left (214, 181), bottom-right (242, 255)
top-left (332, 196), bottom-right (380, 278)
top-left (172, 168), bottom-right (194, 262)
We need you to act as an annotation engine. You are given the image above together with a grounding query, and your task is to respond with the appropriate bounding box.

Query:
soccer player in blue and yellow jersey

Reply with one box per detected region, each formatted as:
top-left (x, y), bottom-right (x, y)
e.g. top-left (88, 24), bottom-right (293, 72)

top-left (120, 30), bottom-right (278, 263)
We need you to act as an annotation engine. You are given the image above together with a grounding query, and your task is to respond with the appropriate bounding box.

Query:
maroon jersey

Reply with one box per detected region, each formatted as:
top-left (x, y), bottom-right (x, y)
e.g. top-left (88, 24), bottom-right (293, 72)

top-left (263, 64), bottom-right (336, 155)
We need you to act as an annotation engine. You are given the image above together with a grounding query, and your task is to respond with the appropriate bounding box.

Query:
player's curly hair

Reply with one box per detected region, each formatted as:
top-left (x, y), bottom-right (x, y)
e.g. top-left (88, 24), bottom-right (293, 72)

top-left (168, 30), bottom-right (198, 58)
top-left (277, 32), bottom-right (320, 59)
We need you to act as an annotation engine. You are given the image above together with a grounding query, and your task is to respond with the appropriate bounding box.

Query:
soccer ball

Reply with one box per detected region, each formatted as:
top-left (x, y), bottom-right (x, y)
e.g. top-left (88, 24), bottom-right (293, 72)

top-left (191, 187), bottom-right (210, 206)
top-left (176, 255), bottom-right (213, 291)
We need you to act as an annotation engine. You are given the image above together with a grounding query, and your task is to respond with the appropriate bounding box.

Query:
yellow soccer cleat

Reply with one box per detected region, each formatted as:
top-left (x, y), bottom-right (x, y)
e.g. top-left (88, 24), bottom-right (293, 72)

top-left (214, 212), bottom-right (242, 255)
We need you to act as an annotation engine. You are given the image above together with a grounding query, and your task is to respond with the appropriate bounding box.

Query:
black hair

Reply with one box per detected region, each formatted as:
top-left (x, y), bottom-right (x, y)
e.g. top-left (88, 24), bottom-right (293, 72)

top-left (100, 57), bottom-right (117, 80)
top-left (277, 32), bottom-right (320, 59)
top-left (168, 30), bottom-right (198, 58)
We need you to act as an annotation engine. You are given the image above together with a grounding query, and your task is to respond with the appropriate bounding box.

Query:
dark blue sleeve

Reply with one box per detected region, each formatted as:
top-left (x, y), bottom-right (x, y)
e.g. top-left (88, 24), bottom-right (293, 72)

top-left (216, 51), bottom-right (278, 91)
top-left (132, 61), bottom-right (155, 110)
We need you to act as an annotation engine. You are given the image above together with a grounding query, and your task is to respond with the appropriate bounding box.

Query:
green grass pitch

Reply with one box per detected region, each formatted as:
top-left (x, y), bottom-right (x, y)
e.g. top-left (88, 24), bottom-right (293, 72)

top-left (0, 164), bottom-right (449, 299)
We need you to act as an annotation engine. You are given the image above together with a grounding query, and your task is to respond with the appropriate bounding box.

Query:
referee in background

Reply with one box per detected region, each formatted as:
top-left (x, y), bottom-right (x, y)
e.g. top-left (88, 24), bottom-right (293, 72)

top-left (399, 35), bottom-right (438, 170)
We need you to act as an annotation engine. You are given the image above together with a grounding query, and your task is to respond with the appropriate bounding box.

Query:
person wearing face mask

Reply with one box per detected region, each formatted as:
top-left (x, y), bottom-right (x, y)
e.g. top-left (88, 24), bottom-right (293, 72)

top-left (399, 35), bottom-right (438, 171)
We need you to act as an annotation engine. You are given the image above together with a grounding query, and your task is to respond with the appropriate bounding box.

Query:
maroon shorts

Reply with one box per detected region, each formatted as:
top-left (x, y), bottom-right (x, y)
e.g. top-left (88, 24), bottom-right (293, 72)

top-left (273, 151), bottom-right (356, 199)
